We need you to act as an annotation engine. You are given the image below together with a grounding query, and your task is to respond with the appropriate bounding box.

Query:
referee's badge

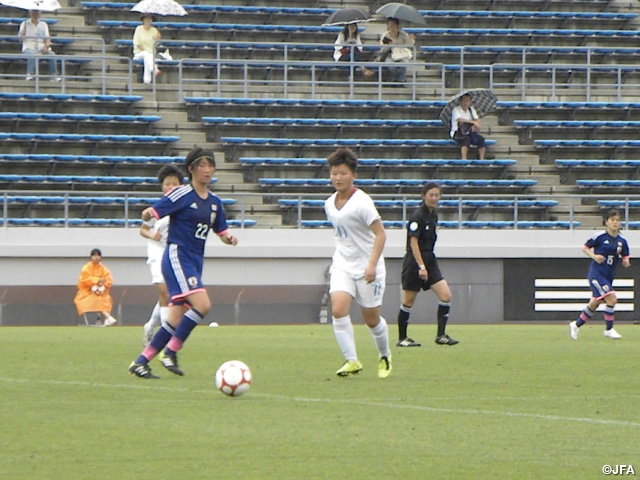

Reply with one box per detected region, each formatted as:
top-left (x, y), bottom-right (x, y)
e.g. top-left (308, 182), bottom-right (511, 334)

top-left (409, 221), bottom-right (419, 232)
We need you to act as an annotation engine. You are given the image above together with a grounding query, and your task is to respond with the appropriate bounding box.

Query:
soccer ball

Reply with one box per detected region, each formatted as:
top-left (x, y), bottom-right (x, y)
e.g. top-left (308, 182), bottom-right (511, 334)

top-left (215, 360), bottom-right (252, 397)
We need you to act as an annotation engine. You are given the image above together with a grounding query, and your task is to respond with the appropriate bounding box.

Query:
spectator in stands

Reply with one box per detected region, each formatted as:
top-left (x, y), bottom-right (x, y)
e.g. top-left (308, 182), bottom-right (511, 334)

top-left (128, 146), bottom-right (238, 379)
top-left (396, 182), bottom-right (458, 348)
top-left (324, 147), bottom-right (392, 379)
top-left (333, 23), bottom-right (372, 78)
top-left (450, 93), bottom-right (487, 160)
top-left (73, 248), bottom-right (117, 326)
top-left (133, 13), bottom-right (161, 84)
top-left (569, 209), bottom-right (630, 341)
top-left (365, 17), bottom-right (414, 85)
top-left (18, 10), bottom-right (60, 81)
top-left (139, 165), bottom-right (183, 345)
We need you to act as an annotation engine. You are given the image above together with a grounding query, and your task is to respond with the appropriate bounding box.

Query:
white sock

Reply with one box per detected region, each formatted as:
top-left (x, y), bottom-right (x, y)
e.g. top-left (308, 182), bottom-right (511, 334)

top-left (145, 302), bottom-right (162, 331)
top-left (369, 316), bottom-right (391, 358)
top-left (159, 306), bottom-right (169, 326)
top-left (332, 315), bottom-right (357, 361)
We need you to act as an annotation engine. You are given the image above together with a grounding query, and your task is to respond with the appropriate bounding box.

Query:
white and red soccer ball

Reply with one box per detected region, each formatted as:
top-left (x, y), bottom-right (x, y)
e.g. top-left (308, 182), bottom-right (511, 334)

top-left (215, 360), bottom-right (252, 397)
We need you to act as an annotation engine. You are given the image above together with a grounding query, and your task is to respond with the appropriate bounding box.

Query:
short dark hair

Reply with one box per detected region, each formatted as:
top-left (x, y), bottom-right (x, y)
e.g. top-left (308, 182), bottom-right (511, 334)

top-left (157, 165), bottom-right (184, 184)
top-left (421, 182), bottom-right (442, 195)
top-left (326, 147), bottom-right (358, 173)
top-left (184, 146), bottom-right (215, 179)
top-left (387, 17), bottom-right (400, 27)
top-left (603, 208), bottom-right (620, 225)
top-left (90, 248), bottom-right (102, 257)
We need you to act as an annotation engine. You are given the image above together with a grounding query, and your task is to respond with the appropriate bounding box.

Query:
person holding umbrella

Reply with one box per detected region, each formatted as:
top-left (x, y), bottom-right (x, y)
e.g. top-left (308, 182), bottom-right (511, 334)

top-left (333, 23), bottom-right (373, 78)
top-left (132, 13), bottom-right (161, 84)
top-left (365, 17), bottom-right (415, 86)
top-left (450, 93), bottom-right (486, 160)
top-left (18, 9), bottom-right (60, 81)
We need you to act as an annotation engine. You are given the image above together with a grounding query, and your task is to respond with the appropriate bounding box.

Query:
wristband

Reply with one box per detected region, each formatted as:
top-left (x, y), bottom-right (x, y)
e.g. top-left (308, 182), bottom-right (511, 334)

top-left (419, 265), bottom-right (426, 271)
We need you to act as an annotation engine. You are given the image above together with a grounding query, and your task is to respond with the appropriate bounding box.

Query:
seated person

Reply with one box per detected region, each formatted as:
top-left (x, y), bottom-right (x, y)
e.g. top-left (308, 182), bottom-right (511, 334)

top-left (365, 17), bottom-right (414, 85)
top-left (333, 22), bottom-right (372, 77)
top-left (133, 13), bottom-right (161, 84)
top-left (450, 93), bottom-right (486, 160)
top-left (73, 248), bottom-right (117, 326)
top-left (18, 9), bottom-right (59, 81)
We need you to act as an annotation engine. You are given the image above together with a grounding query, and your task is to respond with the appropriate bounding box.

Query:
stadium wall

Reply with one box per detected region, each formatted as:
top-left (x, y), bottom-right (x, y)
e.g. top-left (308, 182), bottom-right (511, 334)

top-left (0, 228), bottom-right (638, 326)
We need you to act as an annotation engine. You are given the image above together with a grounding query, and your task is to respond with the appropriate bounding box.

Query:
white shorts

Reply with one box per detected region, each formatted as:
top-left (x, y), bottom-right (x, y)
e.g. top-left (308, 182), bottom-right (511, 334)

top-left (329, 267), bottom-right (385, 309)
top-left (147, 256), bottom-right (165, 284)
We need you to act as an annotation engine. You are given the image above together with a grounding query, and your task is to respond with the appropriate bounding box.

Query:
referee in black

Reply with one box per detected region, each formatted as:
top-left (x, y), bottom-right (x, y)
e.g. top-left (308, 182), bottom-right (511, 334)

top-left (397, 182), bottom-right (459, 347)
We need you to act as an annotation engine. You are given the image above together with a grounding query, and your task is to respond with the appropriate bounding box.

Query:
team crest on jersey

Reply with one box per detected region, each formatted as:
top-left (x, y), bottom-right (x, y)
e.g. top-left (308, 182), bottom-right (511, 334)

top-left (210, 204), bottom-right (218, 225)
top-left (409, 221), bottom-right (419, 232)
top-left (617, 242), bottom-right (623, 255)
top-left (188, 276), bottom-right (198, 287)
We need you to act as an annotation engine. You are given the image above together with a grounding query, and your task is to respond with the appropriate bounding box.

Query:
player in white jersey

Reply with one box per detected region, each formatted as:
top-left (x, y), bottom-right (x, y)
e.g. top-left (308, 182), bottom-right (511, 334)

top-left (139, 165), bottom-right (183, 345)
top-left (324, 148), bottom-right (392, 379)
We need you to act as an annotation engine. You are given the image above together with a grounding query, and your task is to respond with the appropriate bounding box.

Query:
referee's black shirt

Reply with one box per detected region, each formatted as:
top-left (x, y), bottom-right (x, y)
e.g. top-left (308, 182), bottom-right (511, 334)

top-left (405, 203), bottom-right (438, 262)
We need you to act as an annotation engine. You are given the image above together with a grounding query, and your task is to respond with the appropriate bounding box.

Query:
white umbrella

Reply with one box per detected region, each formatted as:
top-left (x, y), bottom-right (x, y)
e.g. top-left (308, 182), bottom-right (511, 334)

top-left (0, 0), bottom-right (61, 11)
top-left (131, 0), bottom-right (187, 17)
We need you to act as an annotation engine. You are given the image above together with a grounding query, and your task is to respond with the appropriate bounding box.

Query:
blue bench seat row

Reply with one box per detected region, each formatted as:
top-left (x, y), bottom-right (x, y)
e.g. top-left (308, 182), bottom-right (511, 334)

top-left (81, 3), bottom-right (635, 21)
top-left (536, 140), bottom-right (640, 148)
top-left (239, 157), bottom-right (515, 168)
top-left (278, 199), bottom-right (556, 209)
top-left (0, 132), bottom-right (178, 143)
top-left (82, 2), bottom-right (334, 15)
top-left (416, 10), bottom-right (635, 20)
top-left (0, 17), bottom-right (57, 25)
top-left (598, 200), bottom-right (640, 208)
top-left (260, 178), bottom-right (536, 188)
top-left (404, 27), bottom-right (640, 38)
top-left (222, 137), bottom-right (497, 148)
top-left (185, 97), bottom-right (446, 109)
top-left (0, 218), bottom-right (254, 227)
top-left (0, 92), bottom-right (143, 103)
top-left (498, 101), bottom-right (640, 109)
top-left (556, 159), bottom-right (640, 168)
top-left (422, 46), bottom-right (640, 56)
top-left (0, 154), bottom-right (181, 164)
top-left (515, 120), bottom-right (640, 128)
top-left (0, 112), bottom-right (161, 123)
top-left (0, 175), bottom-right (216, 184)
top-left (299, 220), bottom-right (578, 229)
top-left (577, 180), bottom-right (640, 188)
top-left (205, 117), bottom-right (443, 129)
top-left (97, 20), bottom-right (342, 33)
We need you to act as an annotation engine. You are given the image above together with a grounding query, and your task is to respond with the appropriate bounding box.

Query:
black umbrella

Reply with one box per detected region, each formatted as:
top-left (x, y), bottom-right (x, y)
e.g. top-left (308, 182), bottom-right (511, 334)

top-left (438, 89), bottom-right (498, 127)
top-left (323, 7), bottom-right (371, 26)
top-left (375, 3), bottom-right (426, 25)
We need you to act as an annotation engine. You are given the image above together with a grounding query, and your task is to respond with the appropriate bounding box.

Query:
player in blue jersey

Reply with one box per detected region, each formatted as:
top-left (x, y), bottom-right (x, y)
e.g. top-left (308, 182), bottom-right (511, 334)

top-left (569, 209), bottom-right (630, 341)
top-left (129, 147), bottom-right (238, 379)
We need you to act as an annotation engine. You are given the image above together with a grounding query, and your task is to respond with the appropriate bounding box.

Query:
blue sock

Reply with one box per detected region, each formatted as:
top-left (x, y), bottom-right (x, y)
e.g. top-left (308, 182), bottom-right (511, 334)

top-left (604, 305), bottom-right (615, 330)
top-left (576, 307), bottom-right (593, 327)
top-left (135, 324), bottom-right (174, 364)
top-left (164, 309), bottom-right (203, 356)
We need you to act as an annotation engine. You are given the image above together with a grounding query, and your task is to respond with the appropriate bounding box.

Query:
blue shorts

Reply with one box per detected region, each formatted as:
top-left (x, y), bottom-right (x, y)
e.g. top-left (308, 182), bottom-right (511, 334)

top-left (588, 274), bottom-right (614, 300)
top-left (162, 244), bottom-right (205, 304)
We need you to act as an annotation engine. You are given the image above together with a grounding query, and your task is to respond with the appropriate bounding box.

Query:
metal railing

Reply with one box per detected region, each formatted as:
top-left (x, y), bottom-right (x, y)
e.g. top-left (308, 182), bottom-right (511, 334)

top-left (1, 35), bottom-right (132, 94)
top-left (2, 191), bottom-right (636, 230)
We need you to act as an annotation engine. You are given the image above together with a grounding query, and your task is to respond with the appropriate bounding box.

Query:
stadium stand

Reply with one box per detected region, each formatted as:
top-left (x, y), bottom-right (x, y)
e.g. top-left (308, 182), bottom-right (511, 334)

top-left (2, 0), bottom-right (640, 230)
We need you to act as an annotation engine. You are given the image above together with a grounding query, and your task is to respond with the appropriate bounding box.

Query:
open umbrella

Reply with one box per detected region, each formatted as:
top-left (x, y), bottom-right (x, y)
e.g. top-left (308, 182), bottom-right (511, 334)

top-left (438, 89), bottom-right (498, 127)
top-left (131, 0), bottom-right (187, 16)
top-left (0, 0), bottom-right (61, 11)
top-left (375, 3), bottom-right (426, 25)
top-left (323, 7), bottom-right (370, 26)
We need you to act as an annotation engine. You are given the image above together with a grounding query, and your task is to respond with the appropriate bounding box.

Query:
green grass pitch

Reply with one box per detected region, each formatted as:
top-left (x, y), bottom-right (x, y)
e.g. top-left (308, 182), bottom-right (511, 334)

top-left (1, 324), bottom-right (638, 480)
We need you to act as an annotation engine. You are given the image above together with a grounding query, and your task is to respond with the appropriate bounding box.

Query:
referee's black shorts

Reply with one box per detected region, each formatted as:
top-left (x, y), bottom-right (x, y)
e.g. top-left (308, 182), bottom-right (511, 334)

top-left (401, 254), bottom-right (444, 292)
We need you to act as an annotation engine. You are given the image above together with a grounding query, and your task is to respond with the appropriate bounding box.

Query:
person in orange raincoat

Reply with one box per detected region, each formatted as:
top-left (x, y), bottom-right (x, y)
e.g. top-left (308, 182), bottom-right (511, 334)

top-left (73, 248), bottom-right (118, 326)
